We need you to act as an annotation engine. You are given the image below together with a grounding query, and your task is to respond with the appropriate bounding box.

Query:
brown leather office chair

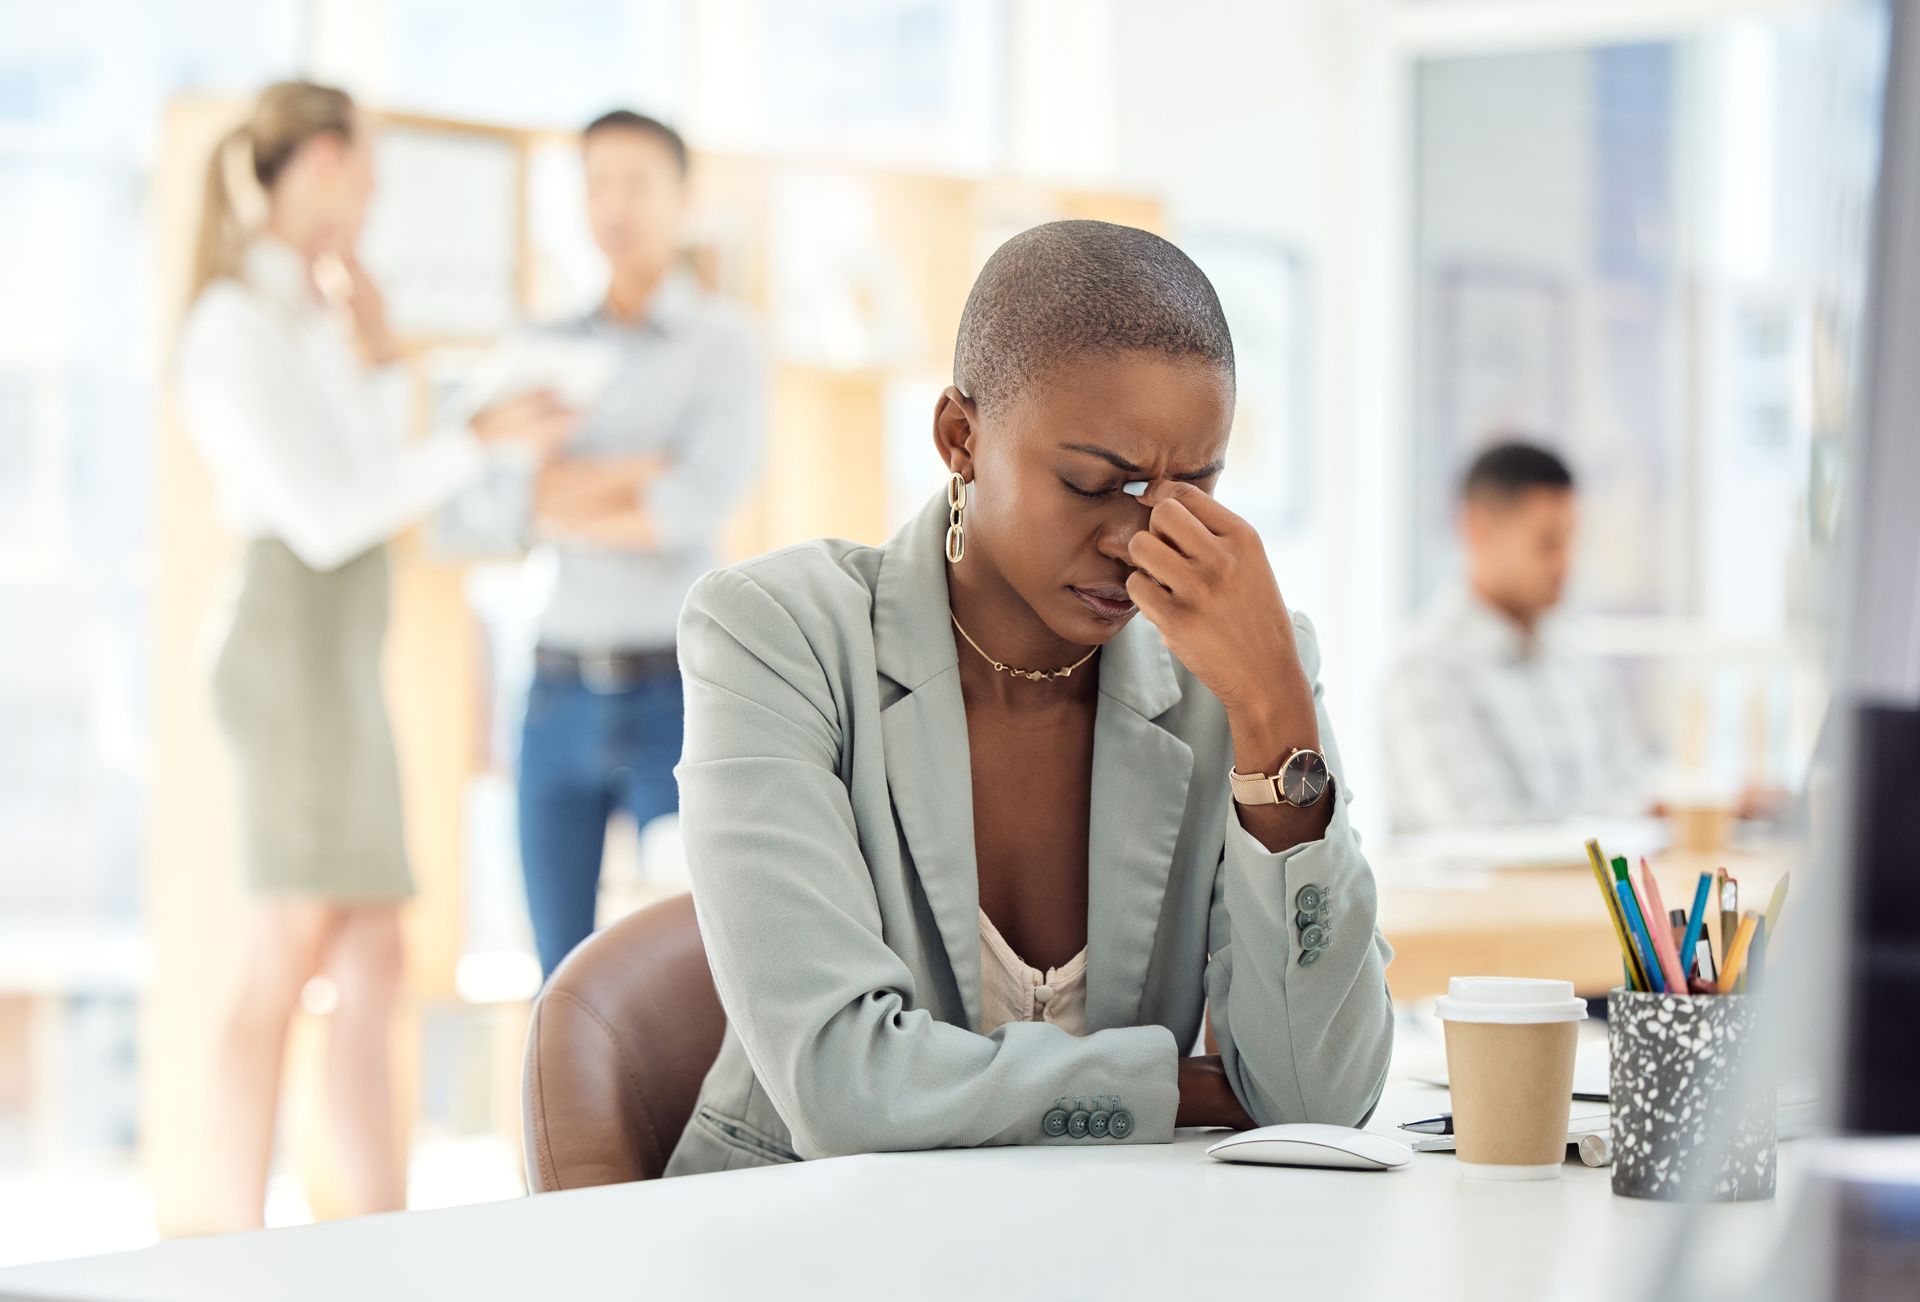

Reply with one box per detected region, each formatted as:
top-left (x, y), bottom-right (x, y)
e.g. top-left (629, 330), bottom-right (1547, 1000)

top-left (522, 893), bottom-right (726, 1191)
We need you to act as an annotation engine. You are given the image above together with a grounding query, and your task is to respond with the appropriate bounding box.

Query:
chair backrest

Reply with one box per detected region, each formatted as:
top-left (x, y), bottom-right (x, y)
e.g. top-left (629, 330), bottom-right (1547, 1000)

top-left (522, 892), bottom-right (725, 1190)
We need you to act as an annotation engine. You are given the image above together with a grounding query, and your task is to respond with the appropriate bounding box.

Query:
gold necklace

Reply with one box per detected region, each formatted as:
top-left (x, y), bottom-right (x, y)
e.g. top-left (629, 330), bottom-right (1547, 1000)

top-left (950, 614), bottom-right (1098, 682)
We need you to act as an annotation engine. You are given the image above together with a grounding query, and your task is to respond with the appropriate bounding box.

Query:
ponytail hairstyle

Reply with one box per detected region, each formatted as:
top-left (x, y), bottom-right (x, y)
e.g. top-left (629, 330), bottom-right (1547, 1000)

top-left (190, 80), bottom-right (356, 301)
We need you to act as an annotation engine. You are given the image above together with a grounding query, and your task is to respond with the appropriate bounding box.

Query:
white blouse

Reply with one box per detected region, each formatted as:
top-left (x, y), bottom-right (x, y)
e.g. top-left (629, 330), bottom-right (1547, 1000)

top-left (976, 909), bottom-right (1088, 1037)
top-left (175, 238), bottom-right (484, 572)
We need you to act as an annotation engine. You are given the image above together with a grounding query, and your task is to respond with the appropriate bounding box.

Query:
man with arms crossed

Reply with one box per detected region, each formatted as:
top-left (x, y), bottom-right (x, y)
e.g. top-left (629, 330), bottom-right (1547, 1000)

top-left (518, 110), bottom-right (764, 977)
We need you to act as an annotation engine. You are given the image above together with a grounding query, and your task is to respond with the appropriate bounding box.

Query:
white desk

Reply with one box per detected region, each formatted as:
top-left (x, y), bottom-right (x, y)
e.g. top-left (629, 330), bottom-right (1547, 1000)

top-left (0, 1080), bottom-right (1795, 1302)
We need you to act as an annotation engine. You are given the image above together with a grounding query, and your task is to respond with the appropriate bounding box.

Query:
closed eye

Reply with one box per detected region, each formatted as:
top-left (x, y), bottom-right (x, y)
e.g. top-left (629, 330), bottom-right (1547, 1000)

top-left (1061, 478), bottom-right (1117, 499)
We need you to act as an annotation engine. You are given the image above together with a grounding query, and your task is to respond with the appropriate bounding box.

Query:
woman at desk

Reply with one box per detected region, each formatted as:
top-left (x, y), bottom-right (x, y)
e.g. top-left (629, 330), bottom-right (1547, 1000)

top-left (665, 222), bottom-right (1393, 1176)
top-left (175, 81), bottom-right (567, 1227)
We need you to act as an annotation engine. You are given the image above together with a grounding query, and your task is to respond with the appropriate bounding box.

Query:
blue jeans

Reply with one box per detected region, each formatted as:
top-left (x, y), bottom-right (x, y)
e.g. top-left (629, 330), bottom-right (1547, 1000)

top-left (517, 664), bottom-right (684, 978)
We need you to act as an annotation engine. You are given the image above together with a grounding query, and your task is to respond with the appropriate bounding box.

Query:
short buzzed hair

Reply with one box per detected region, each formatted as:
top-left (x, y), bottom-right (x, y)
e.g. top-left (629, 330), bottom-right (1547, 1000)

top-left (953, 220), bottom-right (1235, 414)
top-left (1460, 440), bottom-right (1576, 504)
top-left (582, 108), bottom-right (689, 176)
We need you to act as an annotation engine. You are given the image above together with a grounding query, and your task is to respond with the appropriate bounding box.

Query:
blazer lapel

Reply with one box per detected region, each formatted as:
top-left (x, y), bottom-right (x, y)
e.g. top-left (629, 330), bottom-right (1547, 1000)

top-left (874, 495), bottom-right (982, 1030)
top-left (869, 492), bottom-right (1197, 1036)
top-left (1084, 616), bottom-right (1193, 1033)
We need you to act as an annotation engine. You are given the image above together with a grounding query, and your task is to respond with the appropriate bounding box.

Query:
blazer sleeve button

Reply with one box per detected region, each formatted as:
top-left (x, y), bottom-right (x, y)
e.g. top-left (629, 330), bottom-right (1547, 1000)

top-left (1299, 946), bottom-right (1322, 966)
top-left (1300, 923), bottom-right (1327, 950)
top-left (1108, 1110), bottom-right (1135, 1139)
top-left (1067, 1110), bottom-right (1092, 1139)
top-left (1294, 884), bottom-right (1324, 914)
top-left (1088, 1109), bottom-right (1111, 1138)
top-left (1043, 1109), bottom-right (1069, 1137)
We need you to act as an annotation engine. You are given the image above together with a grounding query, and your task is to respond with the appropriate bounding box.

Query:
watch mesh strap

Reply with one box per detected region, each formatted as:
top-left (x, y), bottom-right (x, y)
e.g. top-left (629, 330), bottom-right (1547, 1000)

top-left (1229, 766), bottom-right (1284, 806)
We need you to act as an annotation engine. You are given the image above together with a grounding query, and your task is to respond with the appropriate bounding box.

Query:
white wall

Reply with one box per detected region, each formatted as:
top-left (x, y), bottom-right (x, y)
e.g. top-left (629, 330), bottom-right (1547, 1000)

top-left (1002, 0), bottom-right (1406, 832)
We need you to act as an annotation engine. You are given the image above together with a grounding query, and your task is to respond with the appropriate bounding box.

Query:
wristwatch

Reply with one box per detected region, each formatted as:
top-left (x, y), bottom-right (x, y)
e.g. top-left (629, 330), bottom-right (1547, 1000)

top-left (1230, 748), bottom-right (1332, 808)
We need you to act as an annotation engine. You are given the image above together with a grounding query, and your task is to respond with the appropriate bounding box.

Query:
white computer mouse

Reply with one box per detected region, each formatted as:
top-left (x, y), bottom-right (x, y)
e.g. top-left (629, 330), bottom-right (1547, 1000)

top-left (1205, 1123), bottom-right (1413, 1171)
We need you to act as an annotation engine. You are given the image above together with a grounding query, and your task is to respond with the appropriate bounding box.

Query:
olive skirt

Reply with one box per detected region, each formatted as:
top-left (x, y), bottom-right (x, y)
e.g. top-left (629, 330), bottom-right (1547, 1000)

top-left (209, 539), bottom-right (414, 900)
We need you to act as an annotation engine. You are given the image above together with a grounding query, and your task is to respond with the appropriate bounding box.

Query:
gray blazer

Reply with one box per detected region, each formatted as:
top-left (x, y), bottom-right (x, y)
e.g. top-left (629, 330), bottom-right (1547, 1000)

top-left (663, 491), bottom-right (1394, 1177)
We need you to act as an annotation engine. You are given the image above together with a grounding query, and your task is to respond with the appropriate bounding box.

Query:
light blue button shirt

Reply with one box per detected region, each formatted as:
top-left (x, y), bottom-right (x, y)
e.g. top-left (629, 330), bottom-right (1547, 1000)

top-left (534, 272), bottom-right (765, 651)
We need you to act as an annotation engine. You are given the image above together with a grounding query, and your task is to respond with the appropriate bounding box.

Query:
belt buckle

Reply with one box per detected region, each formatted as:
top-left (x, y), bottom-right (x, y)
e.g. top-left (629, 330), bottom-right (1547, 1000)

top-left (579, 650), bottom-right (625, 694)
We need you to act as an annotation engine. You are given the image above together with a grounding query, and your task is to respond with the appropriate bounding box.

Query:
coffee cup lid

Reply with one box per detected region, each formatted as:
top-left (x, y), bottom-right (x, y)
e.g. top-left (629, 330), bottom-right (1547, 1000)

top-left (1434, 976), bottom-right (1588, 1024)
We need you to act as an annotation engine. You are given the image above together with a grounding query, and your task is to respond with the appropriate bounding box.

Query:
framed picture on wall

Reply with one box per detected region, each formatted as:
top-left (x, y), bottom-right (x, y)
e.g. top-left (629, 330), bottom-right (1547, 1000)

top-left (1181, 232), bottom-right (1313, 539)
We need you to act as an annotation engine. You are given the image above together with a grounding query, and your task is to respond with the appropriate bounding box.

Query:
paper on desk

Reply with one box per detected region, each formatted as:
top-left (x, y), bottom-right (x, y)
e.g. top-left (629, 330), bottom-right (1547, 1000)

top-left (1406, 1099), bottom-right (1821, 1160)
top-left (1406, 1112), bottom-right (1613, 1154)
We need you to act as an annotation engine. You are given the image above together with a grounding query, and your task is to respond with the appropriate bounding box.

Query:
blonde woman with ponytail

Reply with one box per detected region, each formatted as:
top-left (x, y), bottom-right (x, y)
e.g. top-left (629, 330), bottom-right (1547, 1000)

top-left (176, 81), bottom-right (571, 1229)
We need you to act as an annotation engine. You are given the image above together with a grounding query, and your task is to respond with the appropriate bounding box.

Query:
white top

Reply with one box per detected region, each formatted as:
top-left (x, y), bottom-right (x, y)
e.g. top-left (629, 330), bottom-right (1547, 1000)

top-left (1380, 587), bottom-right (1649, 834)
top-left (975, 909), bottom-right (1087, 1037)
top-left (175, 238), bottom-right (485, 572)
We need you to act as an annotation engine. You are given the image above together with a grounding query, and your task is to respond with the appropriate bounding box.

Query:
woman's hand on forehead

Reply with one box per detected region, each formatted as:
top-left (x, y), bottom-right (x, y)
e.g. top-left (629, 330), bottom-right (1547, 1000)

top-left (1122, 481), bottom-right (1308, 716)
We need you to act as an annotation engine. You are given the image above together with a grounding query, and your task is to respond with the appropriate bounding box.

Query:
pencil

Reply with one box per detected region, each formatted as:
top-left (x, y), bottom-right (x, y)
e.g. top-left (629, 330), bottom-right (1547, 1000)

top-left (1720, 871), bottom-right (1735, 975)
top-left (1587, 839), bottom-right (1645, 990)
top-left (1717, 911), bottom-right (1760, 993)
top-left (1719, 872), bottom-right (1740, 978)
top-left (1765, 873), bottom-right (1791, 936)
top-left (1639, 860), bottom-right (1692, 994)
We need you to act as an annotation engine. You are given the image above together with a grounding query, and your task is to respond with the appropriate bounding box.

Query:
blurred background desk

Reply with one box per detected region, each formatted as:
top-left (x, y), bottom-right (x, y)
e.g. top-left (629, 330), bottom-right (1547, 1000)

top-left (1378, 838), bottom-right (1799, 1002)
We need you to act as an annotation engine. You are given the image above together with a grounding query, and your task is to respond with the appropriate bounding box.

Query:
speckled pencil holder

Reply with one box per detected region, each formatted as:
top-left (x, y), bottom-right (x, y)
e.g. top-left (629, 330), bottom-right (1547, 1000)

top-left (1608, 988), bottom-right (1775, 1201)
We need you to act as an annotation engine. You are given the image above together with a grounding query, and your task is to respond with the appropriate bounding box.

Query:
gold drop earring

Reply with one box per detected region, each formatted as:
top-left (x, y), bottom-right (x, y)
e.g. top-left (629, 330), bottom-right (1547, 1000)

top-left (946, 471), bottom-right (967, 563)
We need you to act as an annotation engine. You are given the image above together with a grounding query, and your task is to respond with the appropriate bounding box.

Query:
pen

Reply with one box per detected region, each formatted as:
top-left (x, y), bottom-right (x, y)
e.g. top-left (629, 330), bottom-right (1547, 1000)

top-left (1616, 878), bottom-right (1667, 994)
top-left (1400, 1115), bottom-right (1453, 1136)
top-left (1748, 916), bottom-right (1766, 991)
top-left (1678, 872), bottom-right (1714, 983)
top-left (1639, 860), bottom-right (1691, 995)
top-left (1718, 911), bottom-right (1760, 993)
top-left (1586, 839), bottom-right (1645, 990)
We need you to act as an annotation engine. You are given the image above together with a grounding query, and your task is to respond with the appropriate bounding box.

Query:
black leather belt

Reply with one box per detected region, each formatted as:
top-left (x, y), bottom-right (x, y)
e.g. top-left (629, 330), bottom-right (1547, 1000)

top-left (534, 645), bottom-right (680, 691)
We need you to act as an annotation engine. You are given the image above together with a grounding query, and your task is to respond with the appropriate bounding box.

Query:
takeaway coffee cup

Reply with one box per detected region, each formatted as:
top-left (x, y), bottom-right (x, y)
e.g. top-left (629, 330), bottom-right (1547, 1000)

top-left (1435, 976), bottom-right (1587, 1180)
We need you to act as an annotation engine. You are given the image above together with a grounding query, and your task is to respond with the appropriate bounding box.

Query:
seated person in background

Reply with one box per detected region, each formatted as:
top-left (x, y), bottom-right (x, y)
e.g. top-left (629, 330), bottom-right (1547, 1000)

top-left (664, 220), bottom-right (1393, 1176)
top-left (1380, 441), bottom-right (1649, 835)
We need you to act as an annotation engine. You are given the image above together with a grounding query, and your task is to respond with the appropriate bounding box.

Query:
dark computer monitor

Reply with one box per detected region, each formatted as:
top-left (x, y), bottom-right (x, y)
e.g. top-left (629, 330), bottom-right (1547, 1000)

top-left (1841, 703), bottom-right (1920, 1132)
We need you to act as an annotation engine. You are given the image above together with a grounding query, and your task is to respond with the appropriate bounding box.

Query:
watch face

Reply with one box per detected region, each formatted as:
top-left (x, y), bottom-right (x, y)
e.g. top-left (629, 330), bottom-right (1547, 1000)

top-left (1280, 750), bottom-right (1330, 807)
